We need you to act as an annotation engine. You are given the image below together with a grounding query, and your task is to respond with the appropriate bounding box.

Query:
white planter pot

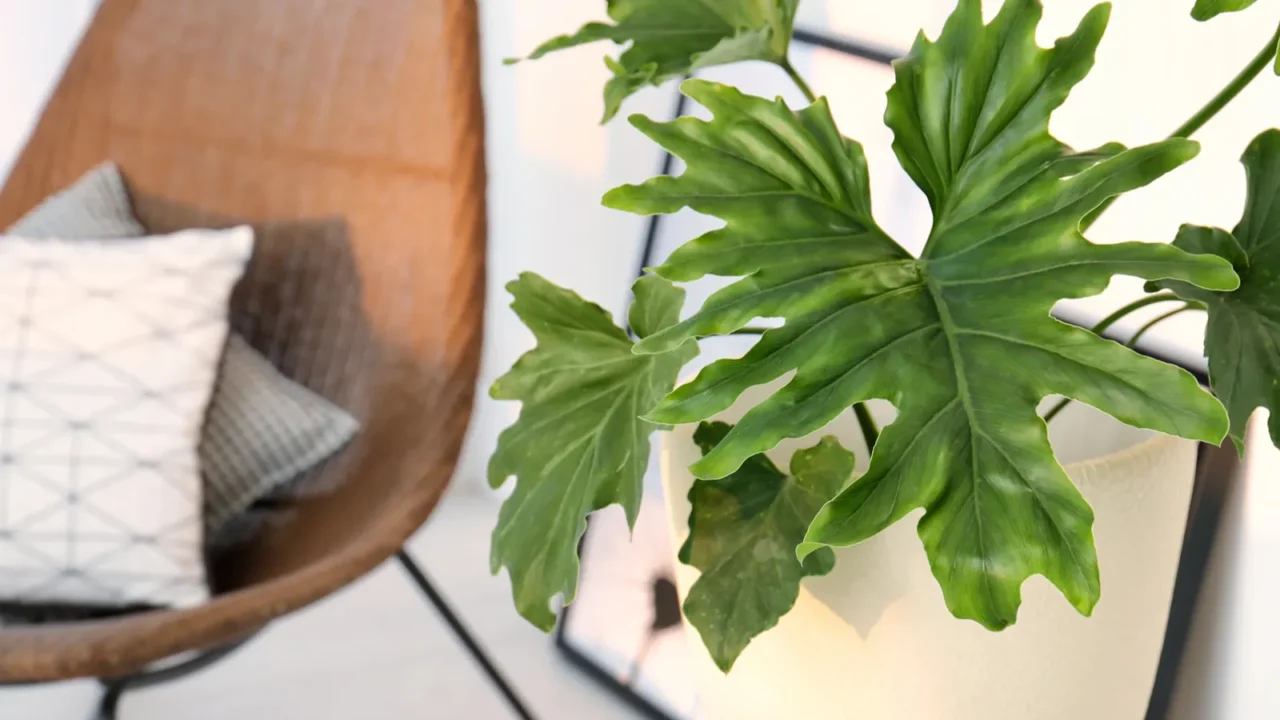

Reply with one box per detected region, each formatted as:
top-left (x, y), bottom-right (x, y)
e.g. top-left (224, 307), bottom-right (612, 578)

top-left (660, 387), bottom-right (1197, 720)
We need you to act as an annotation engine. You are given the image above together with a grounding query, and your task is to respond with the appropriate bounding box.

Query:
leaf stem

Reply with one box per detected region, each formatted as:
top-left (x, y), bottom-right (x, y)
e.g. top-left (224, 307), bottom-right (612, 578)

top-left (1170, 23), bottom-right (1280, 140)
top-left (852, 403), bottom-right (880, 454)
top-left (1127, 303), bottom-right (1200, 348)
top-left (781, 59), bottom-right (818, 104)
top-left (1087, 292), bottom-right (1182, 337)
top-left (1043, 296), bottom-right (1194, 422)
top-left (1082, 23), bottom-right (1280, 232)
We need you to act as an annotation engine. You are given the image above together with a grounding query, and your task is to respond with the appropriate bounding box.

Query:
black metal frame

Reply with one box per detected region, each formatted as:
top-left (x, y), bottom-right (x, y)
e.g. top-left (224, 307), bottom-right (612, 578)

top-left (556, 25), bottom-right (1238, 720)
top-left (93, 636), bottom-right (257, 719)
top-left (393, 550), bottom-right (537, 720)
top-left (0, 548), bottom-right (537, 720)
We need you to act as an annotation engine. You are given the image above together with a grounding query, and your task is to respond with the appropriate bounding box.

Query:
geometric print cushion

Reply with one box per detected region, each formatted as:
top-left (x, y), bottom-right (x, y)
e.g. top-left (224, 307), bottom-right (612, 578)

top-left (10, 163), bottom-right (360, 535)
top-left (0, 228), bottom-right (253, 607)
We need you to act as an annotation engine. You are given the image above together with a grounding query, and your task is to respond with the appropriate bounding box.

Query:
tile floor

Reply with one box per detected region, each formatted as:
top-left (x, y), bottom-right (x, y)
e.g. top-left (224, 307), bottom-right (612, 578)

top-left (0, 488), bottom-right (648, 719)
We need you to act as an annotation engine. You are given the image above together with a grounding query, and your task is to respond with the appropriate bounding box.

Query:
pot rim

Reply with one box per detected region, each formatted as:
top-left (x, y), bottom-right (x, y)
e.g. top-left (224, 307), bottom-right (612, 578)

top-left (1060, 426), bottom-right (1187, 477)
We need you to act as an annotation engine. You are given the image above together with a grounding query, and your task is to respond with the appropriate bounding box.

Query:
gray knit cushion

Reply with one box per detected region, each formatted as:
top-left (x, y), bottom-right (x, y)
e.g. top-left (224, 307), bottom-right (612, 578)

top-left (9, 163), bottom-right (359, 531)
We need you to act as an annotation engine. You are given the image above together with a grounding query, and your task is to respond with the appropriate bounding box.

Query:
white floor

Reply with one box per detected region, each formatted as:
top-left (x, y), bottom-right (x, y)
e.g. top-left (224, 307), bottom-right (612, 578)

top-left (0, 488), bottom-right (648, 720)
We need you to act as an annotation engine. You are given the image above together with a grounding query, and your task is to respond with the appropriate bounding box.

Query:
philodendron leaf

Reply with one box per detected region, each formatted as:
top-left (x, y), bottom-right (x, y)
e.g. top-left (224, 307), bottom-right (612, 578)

top-left (510, 0), bottom-right (798, 122)
top-left (609, 0), bottom-right (1239, 630)
top-left (681, 422), bottom-right (852, 672)
top-left (1151, 130), bottom-right (1280, 451)
top-left (1191, 0), bottom-right (1259, 21)
top-left (489, 273), bottom-right (696, 630)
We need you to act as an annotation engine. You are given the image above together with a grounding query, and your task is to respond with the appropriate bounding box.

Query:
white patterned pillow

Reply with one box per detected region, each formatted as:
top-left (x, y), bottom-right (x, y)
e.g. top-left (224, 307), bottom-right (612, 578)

top-left (0, 228), bottom-right (253, 607)
top-left (10, 164), bottom-right (359, 533)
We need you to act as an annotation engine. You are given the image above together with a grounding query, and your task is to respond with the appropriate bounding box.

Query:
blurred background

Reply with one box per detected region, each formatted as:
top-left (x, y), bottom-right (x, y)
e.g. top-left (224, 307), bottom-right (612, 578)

top-left (2, 0), bottom-right (1278, 717)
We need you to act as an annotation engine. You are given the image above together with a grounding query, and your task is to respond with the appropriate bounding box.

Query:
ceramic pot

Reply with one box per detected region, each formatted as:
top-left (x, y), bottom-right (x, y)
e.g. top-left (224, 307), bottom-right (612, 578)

top-left (660, 387), bottom-right (1196, 720)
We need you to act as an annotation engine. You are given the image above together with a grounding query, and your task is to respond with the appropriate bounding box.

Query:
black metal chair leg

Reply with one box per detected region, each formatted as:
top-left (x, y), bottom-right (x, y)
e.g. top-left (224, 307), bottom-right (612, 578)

top-left (87, 635), bottom-right (255, 720)
top-left (95, 680), bottom-right (125, 720)
top-left (395, 549), bottom-right (538, 720)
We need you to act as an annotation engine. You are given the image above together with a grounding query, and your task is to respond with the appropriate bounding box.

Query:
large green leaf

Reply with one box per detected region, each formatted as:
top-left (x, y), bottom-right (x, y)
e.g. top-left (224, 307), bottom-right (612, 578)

top-left (489, 273), bottom-right (696, 630)
top-left (610, 0), bottom-right (1238, 630)
top-left (511, 0), bottom-right (798, 122)
top-left (681, 422), bottom-right (851, 672)
top-left (1152, 130), bottom-right (1280, 452)
top-left (1192, 0), bottom-right (1260, 21)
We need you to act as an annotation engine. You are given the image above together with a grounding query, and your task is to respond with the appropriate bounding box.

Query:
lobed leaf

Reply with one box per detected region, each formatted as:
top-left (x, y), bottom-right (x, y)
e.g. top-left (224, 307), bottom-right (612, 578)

top-left (1152, 130), bottom-right (1280, 452)
top-left (489, 273), bottom-right (696, 630)
top-left (509, 0), bottom-right (798, 122)
top-left (612, 0), bottom-right (1237, 630)
top-left (681, 422), bottom-right (852, 671)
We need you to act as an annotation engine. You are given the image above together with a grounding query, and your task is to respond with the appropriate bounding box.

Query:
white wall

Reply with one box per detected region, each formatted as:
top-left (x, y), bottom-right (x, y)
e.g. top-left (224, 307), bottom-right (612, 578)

top-left (0, 0), bottom-right (99, 184)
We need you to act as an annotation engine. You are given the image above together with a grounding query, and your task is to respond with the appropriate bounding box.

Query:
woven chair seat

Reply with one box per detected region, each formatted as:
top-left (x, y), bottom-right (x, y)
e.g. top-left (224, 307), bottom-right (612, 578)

top-left (0, 0), bottom-right (484, 682)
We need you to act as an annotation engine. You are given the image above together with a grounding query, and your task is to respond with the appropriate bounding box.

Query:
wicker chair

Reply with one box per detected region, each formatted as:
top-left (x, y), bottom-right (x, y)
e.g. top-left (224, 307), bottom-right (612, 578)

top-left (0, 0), bottom-right (485, 693)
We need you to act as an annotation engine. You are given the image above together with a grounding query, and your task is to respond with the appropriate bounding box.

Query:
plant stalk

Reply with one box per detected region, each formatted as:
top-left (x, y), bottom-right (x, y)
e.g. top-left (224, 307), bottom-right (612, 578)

top-left (1043, 299), bottom-right (1199, 422)
top-left (1084, 292), bottom-right (1181, 337)
top-left (853, 402), bottom-right (880, 454)
top-left (1082, 22), bottom-right (1280, 232)
top-left (1127, 303), bottom-right (1199, 348)
top-left (1170, 22), bottom-right (1280, 140)
top-left (781, 59), bottom-right (818, 104)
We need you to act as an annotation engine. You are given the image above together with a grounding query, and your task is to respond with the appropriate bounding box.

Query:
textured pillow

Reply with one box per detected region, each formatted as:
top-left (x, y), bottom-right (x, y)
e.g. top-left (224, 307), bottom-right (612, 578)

top-left (202, 336), bottom-right (359, 529)
top-left (0, 228), bottom-right (253, 607)
top-left (10, 164), bottom-right (360, 532)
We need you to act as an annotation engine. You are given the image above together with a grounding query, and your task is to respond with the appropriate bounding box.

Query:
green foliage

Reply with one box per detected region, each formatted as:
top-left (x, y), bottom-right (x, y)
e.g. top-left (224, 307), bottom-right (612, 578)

top-left (509, 0), bottom-right (799, 122)
top-left (489, 273), bottom-right (696, 630)
top-left (611, 1), bottom-right (1237, 629)
top-left (681, 423), bottom-right (851, 671)
top-left (490, 0), bottom-right (1278, 666)
top-left (1152, 130), bottom-right (1280, 452)
top-left (1192, 0), bottom-right (1260, 21)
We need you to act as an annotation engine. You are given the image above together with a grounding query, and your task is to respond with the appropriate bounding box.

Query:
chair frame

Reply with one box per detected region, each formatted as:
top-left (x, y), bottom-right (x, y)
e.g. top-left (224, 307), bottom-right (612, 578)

top-left (85, 550), bottom-right (537, 720)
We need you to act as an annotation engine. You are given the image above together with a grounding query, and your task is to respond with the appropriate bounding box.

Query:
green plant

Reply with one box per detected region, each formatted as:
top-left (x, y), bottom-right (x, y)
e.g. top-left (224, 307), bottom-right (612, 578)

top-left (492, 0), bottom-right (1280, 671)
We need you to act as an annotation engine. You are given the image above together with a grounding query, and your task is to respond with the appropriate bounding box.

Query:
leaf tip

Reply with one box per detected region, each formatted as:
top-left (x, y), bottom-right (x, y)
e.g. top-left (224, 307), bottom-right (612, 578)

top-left (1166, 137), bottom-right (1202, 163)
top-left (710, 649), bottom-right (739, 674)
top-left (678, 77), bottom-right (714, 98)
top-left (600, 184), bottom-right (631, 210)
top-left (506, 271), bottom-right (540, 297)
top-left (1087, 1), bottom-right (1114, 24)
top-left (1248, 128), bottom-right (1280, 155)
top-left (631, 333), bottom-right (667, 356)
top-left (1227, 430), bottom-right (1247, 456)
top-left (975, 614), bottom-right (1015, 632)
top-left (795, 540), bottom-right (825, 564)
top-left (689, 452), bottom-right (736, 481)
